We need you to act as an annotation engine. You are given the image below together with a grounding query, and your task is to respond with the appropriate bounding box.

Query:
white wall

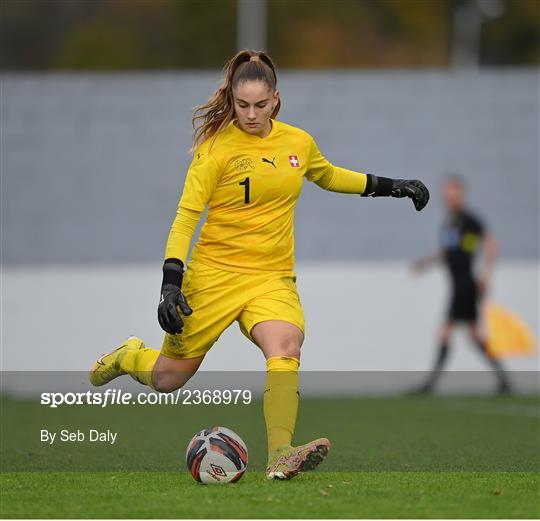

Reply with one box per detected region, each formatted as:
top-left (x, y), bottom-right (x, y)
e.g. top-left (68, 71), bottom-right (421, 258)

top-left (2, 261), bottom-right (537, 374)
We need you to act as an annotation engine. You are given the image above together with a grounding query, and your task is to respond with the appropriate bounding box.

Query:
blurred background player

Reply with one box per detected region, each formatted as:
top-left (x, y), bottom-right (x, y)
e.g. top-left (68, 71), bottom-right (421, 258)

top-left (413, 175), bottom-right (511, 394)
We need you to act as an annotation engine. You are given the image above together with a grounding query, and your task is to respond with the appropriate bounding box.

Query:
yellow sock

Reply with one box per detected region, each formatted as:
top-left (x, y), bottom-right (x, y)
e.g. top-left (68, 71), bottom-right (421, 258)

top-left (119, 347), bottom-right (159, 389)
top-left (264, 356), bottom-right (300, 454)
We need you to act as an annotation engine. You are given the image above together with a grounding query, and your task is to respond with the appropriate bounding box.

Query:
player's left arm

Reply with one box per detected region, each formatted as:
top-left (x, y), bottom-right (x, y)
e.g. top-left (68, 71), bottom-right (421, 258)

top-left (305, 137), bottom-right (429, 211)
top-left (479, 231), bottom-right (498, 296)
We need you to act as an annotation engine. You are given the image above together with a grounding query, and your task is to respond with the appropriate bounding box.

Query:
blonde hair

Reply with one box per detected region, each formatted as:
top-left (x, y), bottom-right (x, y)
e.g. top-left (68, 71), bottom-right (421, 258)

top-left (191, 49), bottom-right (280, 151)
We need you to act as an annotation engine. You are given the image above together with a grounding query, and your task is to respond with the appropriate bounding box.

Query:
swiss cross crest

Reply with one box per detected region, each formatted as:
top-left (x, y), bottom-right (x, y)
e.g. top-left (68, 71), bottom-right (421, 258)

top-left (288, 155), bottom-right (300, 168)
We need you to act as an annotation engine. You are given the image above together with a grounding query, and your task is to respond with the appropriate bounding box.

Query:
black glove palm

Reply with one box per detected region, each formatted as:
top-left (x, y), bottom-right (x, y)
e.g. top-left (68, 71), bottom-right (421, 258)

top-left (391, 179), bottom-right (430, 212)
top-left (158, 259), bottom-right (192, 335)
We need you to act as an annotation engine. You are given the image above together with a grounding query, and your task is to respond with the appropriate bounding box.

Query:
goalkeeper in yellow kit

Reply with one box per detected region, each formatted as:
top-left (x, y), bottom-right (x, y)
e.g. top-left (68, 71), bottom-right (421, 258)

top-left (90, 50), bottom-right (429, 480)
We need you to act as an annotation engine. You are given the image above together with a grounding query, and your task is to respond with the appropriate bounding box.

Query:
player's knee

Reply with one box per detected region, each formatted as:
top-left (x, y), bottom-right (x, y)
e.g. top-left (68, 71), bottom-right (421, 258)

top-left (467, 325), bottom-right (482, 344)
top-left (151, 373), bottom-right (184, 393)
top-left (440, 325), bottom-right (452, 343)
top-left (273, 337), bottom-right (301, 359)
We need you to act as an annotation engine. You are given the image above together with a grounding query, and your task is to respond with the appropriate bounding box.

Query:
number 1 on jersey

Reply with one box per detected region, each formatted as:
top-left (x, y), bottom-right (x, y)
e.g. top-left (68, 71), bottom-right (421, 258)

top-left (239, 177), bottom-right (250, 204)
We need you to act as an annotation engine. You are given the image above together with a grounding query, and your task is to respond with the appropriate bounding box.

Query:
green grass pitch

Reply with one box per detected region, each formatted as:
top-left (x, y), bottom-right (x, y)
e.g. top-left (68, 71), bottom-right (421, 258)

top-left (1, 395), bottom-right (539, 518)
top-left (2, 471), bottom-right (538, 519)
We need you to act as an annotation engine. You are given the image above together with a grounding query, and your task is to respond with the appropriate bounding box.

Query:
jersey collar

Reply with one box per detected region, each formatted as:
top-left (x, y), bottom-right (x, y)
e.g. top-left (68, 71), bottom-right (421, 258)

top-left (230, 119), bottom-right (277, 141)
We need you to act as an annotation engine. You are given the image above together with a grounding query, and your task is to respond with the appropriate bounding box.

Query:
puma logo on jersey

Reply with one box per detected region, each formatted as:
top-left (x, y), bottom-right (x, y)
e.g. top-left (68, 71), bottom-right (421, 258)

top-left (262, 157), bottom-right (276, 168)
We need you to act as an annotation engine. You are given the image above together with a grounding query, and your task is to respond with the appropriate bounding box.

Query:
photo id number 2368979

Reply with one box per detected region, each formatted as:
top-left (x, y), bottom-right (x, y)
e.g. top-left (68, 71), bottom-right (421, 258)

top-left (180, 389), bottom-right (252, 405)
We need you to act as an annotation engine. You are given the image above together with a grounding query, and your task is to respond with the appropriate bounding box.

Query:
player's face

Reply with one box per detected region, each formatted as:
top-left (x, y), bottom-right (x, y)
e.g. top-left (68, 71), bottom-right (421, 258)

top-left (233, 81), bottom-right (279, 138)
top-left (442, 181), bottom-right (465, 211)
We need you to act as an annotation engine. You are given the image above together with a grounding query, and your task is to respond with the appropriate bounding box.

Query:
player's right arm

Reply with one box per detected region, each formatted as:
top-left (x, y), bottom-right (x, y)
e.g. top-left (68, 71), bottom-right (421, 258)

top-left (412, 250), bottom-right (443, 273)
top-left (158, 148), bottom-right (221, 334)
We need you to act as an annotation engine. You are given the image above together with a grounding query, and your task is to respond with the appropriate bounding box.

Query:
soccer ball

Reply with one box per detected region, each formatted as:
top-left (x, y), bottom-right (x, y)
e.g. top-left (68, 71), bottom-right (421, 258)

top-left (186, 426), bottom-right (248, 484)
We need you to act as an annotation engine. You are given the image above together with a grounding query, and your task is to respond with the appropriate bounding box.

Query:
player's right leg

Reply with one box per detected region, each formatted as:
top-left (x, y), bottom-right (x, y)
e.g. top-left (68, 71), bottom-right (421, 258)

top-left (90, 260), bottom-right (241, 391)
top-left (151, 353), bottom-right (204, 392)
top-left (89, 336), bottom-right (203, 390)
top-left (89, 336), bottom-right (149, 387)
top-left (416, 321), bottom-right (453, 393)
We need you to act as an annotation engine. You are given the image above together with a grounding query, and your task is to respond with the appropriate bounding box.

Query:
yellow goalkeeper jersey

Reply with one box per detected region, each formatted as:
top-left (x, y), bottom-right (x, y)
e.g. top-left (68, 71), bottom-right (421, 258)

top-left (175, 120), bottom-right (366, 274)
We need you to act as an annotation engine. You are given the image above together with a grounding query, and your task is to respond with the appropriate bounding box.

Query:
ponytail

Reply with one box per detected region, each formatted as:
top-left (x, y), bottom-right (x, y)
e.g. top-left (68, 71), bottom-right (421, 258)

top-left (191, 49), bottom-right (279, 151)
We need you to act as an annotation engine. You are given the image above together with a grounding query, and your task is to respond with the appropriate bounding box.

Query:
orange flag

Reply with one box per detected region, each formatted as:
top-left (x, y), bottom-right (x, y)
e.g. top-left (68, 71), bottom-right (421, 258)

top-left (484, 302), bottom-right (536, 358)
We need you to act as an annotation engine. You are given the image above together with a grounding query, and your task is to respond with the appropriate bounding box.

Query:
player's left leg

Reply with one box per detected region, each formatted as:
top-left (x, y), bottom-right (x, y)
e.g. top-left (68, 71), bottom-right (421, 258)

top-left (238, 274), bottom-right (330, 479)
top-left (249, 320), bottom-right (330, 480)
top-left (251, 319), bottom-right (303, 454)
top-left (467, 322), bottom-right (511, 394)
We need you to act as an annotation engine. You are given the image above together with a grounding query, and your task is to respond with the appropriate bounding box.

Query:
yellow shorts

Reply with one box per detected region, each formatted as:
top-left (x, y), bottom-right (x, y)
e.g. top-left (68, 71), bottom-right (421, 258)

top-left (161, 260), bottom-right (305, 360)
